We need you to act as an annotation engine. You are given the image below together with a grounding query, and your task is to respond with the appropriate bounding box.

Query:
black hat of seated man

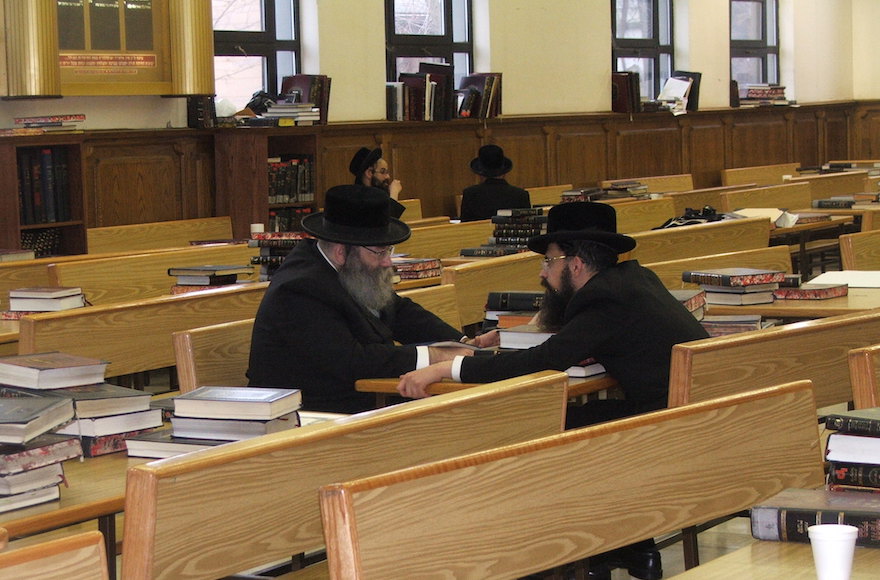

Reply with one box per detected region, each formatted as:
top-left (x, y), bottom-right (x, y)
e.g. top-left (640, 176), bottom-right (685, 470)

top-left (470, 144), bottom-right (513, 178)
top-left (527, 201), bottom-right (637, 255)
top-left (349, 147), bottom-right (382, 177)
top-left (301, 185), bottom-right (411, 246)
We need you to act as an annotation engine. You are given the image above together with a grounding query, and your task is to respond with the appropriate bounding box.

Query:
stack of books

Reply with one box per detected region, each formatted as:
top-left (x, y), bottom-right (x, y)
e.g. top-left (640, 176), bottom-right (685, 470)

top-left (267, 155), bottom-right (315, 205)
top-left (391, 257), bottom-right (442, 283)
top-left (483, 290), bottom-right (544, 332)
top-left (669, 288), bottom-right (707, 321)
top-left (262, 101), bottom-right (322, 126)
top-left (127, 386), bottom-right (302, 459)
top-left (698, 314), bottom-right (776, 337)
top-left (167, 265), bottom-right (255, 294)
top-left (682, 267), bottom-right (786, 307)
top-left (496, 323), bottom-right (606, 378)
top-left (0, 433), bottom-right (83, 514)
top-left (460, 208), bottom-right (545, 257)
top-left (249, 231), bottom-right (312, 281)
top-left (3, 286), bottom-right (87, 319)
top-left (772, 282), bottom-right (849, 301)
top-left (749, 408), bottom-right (880, 548)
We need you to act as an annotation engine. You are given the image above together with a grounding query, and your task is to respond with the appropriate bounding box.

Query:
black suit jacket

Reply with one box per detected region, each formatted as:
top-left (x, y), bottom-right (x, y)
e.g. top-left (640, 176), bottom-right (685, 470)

top-left (459, 178), bottom-right (531, 221)
top-left (248, 240), bottom-right (463, 413)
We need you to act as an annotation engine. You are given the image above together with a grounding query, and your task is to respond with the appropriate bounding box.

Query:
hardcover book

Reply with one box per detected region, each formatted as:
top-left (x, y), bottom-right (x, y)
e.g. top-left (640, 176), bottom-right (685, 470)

top-left (173, 386), bottom-right (303, 420)
top-left (0, 352), bottom-right (108, 390)
top-left (0, 433), bottom-right (82, 476)
top-left (828, 461), bottom-right (880, 489)
top-left (79, 427), bottom-right (158, 457)
top-left (0, 462), bottom-right (64, 496)
top-left (55, 408), bottom-right (163, 437)
top-left (498, 324), bottom-right (554, 350)
top-left (8, 286), bottom-right (82, 299)
top-left (0, 485), bottom-right (60, 514)
top-left (825, 408), bottom-right (880, 436)
top-left (826, 431), bottom-right (880, 464)
top-left (485, 290), bottom-right (544, 311)
top-left (681, 267), bottom-right (786, 287)
top-left (668, 288), bottom-right (707, 314)
top-left (772, 283), bottom-right (849, 300)
top-left (173, 273), bottom-right (240, 286)
top-left (170, 410), bottom-right (301, 441)
top-left (125, 428), bottom-right (227, 459)
top-left (9, 294), bottom-right (86, 312)
top-left (44, 383), bottom-right (151, 418)
top-left (166, 265), bottom-right (254, 277)
top-left (459, 246), bottom-right (529, 257)
top-left (704, 290), bottom-right (775, 305)
top-left (0, 397), bottom-right (75, 444)
top-left (751, 488), bottom-right (880, 546)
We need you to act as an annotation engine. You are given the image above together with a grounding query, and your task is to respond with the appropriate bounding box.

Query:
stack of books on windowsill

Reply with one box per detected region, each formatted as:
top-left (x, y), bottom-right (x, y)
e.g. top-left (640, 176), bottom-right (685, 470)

top-left (126, 386), bottom-right (302, 459)
top-left (2, 286), bottom-right (87, 320)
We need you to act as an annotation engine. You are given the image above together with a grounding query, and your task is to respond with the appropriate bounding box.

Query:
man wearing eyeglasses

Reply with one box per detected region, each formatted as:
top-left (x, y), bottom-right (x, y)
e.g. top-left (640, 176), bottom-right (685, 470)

top-left (349, 146), bottom-right (406, 218)
top-left (248, 184), bottom-right (482, 414)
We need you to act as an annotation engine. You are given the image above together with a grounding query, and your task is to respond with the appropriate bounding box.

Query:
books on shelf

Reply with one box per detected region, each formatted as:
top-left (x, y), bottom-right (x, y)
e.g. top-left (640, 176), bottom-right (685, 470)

top-left (267, 154), bottom-right (315, 204)
top-left (0, 352), bottom-right (108, 390)
top-left (8, 286), bottom-right (86, 312)
top-left (611, 71), bottom-right (641, 114)
top-left (498, 324), bottom-right (554, 350)
top-left (0, 462), bottom-right (64, 496)
top-left (55, 409), bottom-right (163, 438)
top-left (170, 410), bottom-right (301, 441)
top-left (0, 484), bottom-right (60, 514)
top-left (0, 249), bottom-right (35, 262)
top-left (0, 396), bottom-right (75, 444)
top-left (279, 74), bottom-right (332, 125)
top-left (457, 72), bottom-right (502, 119)
top-left (772, 283), bottom-right (849, 300)
top-left (682, 267), bottom-right (786, 287)
top-left (751, 488), bottom-right (880, 546)
top-left (125, 428), bottom-right (226, 459)
top-left (173, 386), bottom-right (303, 420)
top-left (16, 146), bottom-right (72, 227)
top-left (0, 433), bottom-right (82, 476)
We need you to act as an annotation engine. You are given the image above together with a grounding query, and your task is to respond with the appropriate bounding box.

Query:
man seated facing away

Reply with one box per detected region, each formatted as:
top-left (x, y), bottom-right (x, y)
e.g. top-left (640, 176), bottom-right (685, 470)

top-left (459, 144), bottom-right (531, 221)
top-left (349, 146), bottom-right (406, 218)
top-left (397, 201), bottom-right (709, 580)
top-left (247, 184), bottom-right (485, 414)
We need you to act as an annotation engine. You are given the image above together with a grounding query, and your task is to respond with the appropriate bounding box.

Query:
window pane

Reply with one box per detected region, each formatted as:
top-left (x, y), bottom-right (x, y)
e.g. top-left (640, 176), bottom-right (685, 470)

top-left (766, 54), bottom-right (778, 84)
top-left (396, 55), bottom-right (445, 76)
top-left (213, 0), bottom-right (265, 32)
top-left (731, 57), bottom-right (762, 85)
top-left (276, 51), bottom-right (296, 94)
top-left (616, 0), bottom-right (653, 40)
top-left (275, 0), bottom-right (295, 40)
top-left (451, 0), bottom-right (468, 42)
top-left (453, 52), bottom-right (470, 86)
top-left (618, 57), bottom-right (654, 99)
top-left (215, 55), bottom-right (266, 110)
top-left (731, 1), bottom-right (762, 41)
top-left (766, 0), bottom-right (777, 46)
top-left (394, 0), bottom-right (445, 36)
top-left (658, 0), bottom-right (671, 45)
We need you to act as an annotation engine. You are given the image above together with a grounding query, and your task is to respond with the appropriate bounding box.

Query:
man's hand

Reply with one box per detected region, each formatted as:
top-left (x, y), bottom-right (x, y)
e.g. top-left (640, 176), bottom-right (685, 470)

top-left (428, 345), bottom-right (474, 364)
top-left (388, 179), bottom-right (403, 200)
top-left (397, 362), bottom-right (451, 399)
top-left (468, 329), bottom-right (500, 348)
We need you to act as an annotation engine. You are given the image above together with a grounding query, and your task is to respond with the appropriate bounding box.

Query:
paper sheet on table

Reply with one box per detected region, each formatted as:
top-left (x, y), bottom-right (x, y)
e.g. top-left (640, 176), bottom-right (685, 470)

top-left (810, 270), bottom-right (880, 288)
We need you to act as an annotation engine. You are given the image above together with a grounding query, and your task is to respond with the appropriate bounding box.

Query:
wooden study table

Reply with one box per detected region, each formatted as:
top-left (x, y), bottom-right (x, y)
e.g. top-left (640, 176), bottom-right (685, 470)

top-left (769, 215), bottom-right (855, 279)
top-left (795, 202), bottom-right (880, 231)
top-left (705, 287), bottom-right (880, 320)
top-left (669, 540), bottom-right (880, 578)
top-left (0, 452), bottom-right (148, 580)
top-left (0, 320), bottom-right (18, 356)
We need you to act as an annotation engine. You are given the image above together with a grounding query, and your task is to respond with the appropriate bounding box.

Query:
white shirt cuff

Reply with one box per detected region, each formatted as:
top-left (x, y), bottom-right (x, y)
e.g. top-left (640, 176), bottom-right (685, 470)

top-left (451, 356), bottom-right (465, 381)
top-left (416, 345), bottom-right (430, 369)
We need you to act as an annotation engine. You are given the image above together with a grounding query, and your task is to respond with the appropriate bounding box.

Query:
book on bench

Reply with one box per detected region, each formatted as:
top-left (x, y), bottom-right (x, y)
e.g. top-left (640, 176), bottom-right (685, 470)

top-left (173, 386), bottom-right (302, 420)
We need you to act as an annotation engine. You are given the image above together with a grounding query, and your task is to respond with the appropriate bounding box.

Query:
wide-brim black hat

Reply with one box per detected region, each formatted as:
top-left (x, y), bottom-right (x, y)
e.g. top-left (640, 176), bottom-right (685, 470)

top-left (302, 185), bottom-right (411, 246)
top-left (470, 144), bottom-right (513, 177)
top-left (349, 147), bottom-right (382, 177)
top-left (527, 201), bottom-right (636, 255)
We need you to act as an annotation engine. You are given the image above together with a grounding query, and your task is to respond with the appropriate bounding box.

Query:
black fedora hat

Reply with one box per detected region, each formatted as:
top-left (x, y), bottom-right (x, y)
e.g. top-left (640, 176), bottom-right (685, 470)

top-left (527, 202), bottom-right (636, 255)
top-left (301, 185), bottom-right (411, 246)
top-left (349, 147), bottom-right (382, 177)
top-left (470, 144), bottom-right (513, 178)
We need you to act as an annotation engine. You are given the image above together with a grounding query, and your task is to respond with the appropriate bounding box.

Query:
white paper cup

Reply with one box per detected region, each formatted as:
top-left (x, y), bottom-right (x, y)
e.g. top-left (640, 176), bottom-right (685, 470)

top-left (808, 524), bottom-right (858, 580)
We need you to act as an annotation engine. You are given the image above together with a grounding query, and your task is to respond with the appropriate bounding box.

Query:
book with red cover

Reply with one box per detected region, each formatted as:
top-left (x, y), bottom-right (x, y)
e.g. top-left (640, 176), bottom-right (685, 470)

top-left (772, 283), bottom-right (848, 300)
top-left (79, 427), bottom-right (159, 457)
top-left (681, 267), bottom-right (786, 287)
top-left (0, 433), bottom-right (82, 476)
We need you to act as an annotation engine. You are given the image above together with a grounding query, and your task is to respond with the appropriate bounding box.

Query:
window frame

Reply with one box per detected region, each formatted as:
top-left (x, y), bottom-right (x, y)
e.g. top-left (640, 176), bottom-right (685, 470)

top-left (384, 0), bottom-right (473, 82)
top-left (730, 0), bottom-right (779, 85)
top-left (611, 0), bottom-right (674, 100)
top-left (213, 0), bottom-right (302, 96)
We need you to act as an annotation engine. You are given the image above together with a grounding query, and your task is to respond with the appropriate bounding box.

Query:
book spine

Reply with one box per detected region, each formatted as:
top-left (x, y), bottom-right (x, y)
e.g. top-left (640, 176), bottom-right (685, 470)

top-left (683, 272), bottom-right (784, 286)
top-left (459, 247), bottom-right (525, 257)
top-left (813, 199), bottom-right (855, 209)
top-left (39, 149), bottom-right (57, 223)
top-left (485, 292), bottom-right (544, 311)
top-left (751, 506), bottom-right (880, 546)
top-left (829, 462), bottom-right (880, 487)
top-left (826, 417), bottom-right (880, 436)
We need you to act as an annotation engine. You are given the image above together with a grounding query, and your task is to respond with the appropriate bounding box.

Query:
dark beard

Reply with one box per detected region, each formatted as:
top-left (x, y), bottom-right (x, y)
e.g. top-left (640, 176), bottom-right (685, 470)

top-left (536, 267), bottom-right (576, 332)
top-left (339, 251), bottom-right (395, 313)
top-left (370, 174), bottom-right (390, 192)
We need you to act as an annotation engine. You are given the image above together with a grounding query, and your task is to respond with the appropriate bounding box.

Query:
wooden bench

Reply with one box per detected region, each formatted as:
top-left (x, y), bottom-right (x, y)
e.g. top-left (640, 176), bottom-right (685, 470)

top-left (848, 344), bottom-right (880, 409)
top-left (668, 309), bottom-right (880, 409)
top-left (439, 253), bottom-right (543, 326)
top-left (0, 530), bottom-right (108, 580)
top-left (839, 229), bottom-right (880, 269)
top-left (717, 182), bottom-right (813, 213)
top-left (643, 245), bottom-right (793, 289)
top-left (626, 217), bottom-right (771, 264)
top-left (318, 381), bottom-right (824, 579)
top-left (121, 370), bottom-right (569, 580)
top-left (17, 282), bottom-right (268, 380)
top-left (600, 173), bottom-right (694, 193)
top-left (172, 284), bottom-right (464, 393)
top-left (86, 217), bottom-right (234, 254)
top-left (614, 196), bottom-right (677, 232)
top-left (395, 219), bottom-right (495, 258)
top-left (663, 184), bottom-right (757, 216)
top-left (787, 170), bottom-right (871, 200)
top-left (720, 163), bottom-right (801, 186)
top-left (397, 198), bottom-right (423, 221)
top-left (48, 244), bottom-right (260, 305)
top-left (526, 184), bottom-right (574, 207)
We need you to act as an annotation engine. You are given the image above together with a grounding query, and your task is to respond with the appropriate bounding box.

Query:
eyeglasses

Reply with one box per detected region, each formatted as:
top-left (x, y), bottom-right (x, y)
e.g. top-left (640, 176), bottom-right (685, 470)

top-left (361, 245), bottom-right (395, 257)
top-left (541, 255), bottom-right (569, 269)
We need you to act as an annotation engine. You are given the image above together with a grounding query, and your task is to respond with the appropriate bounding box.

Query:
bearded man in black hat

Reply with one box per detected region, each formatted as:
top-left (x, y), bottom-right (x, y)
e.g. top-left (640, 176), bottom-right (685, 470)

top-left (459, 144), bottom-right (531, 221)
top-left (247, 184), bottom-right (481, 414)
top-left (349, 147), bottom-right (406, 218)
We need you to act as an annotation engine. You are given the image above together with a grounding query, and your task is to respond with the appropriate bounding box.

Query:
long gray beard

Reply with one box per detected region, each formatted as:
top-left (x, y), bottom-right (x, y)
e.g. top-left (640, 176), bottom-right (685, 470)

top-left (339, 256), bottom-right (395, 313)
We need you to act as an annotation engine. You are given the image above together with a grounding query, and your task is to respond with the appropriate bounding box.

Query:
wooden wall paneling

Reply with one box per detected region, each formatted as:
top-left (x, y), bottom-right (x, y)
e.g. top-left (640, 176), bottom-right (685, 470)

top-left (190, 139), bottom-right (216, 218)
top-left (553, 122), bottom-right (608, 188)
top-left (214, 130), bottom-right (269, 239)
top-left (610, 119), bottom-right (684, 179)
top-left (852, 104), bottom-right (880, 158)
top-left (680, 117), bottom-right (726, 188)
top-left (0, 143), bottom-right (21, 249)
top-left (793, 109), bottom-right (822, 168)
top-left (315, 131), bottom-right (383, 207)
top-left (824, 109), bottom-right (852, 162)
top-left (489, 129), bottom-right (550, 189)
top-left (727, 112), bottom-right (790, 168)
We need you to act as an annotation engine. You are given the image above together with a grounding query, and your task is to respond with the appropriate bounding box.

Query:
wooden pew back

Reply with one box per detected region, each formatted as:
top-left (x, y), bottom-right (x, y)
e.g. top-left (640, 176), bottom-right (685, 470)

top-left (787, 171), bottom-right (871, 200)
top-left (319, 381), bottom-right (824, 579)
top-left (839, 229), bottom-right (880, 269)
top-left (668, 310), bottom-right (880, 409)
top-left (396, 220), bottom-right (495, 258)
top-left (0, 530), bottom-right (108, 580)
top-left (397, 198), bottom-right (423, 221)
top-left (17, 283), bottom-right (268, 379)
top-left (86, 217), bottom-right (234, 254)
top-left (614, 197), bottom-right (677, 232)
top-left (600, 173), bottom-right (694, 193)
top-left (718, 182), bottom-right (813, 213)
top-left (48, 244), bottom-right (260, 305)
top-left (663, 184), bottom-right (756, 216)
top-left (720, 162), bottom-right (801, 186)
top-left (848, 344), bottom-right (880, 409)
top-left (627, 217), bottom-right (771, 264)
top-left (440, 253), bottom-right (543, 326)
top-left (643, 245), bottom-right (792, 289)
top-left (526, 184), bottom-right (574, 207)
top-left (121, 370), bottom-right (569, 580)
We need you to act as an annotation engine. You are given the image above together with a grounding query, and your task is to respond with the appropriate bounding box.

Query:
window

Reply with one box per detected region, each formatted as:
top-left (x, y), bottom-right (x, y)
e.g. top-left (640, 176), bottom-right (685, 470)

top-left (730, 0), bottom-right (779, 86)
top-left (611, 0), bottom-right (673, 100)
top-left (385, 0), bottom-right (473, 86)
top-left (213, 0), bottom-right (300, 110)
